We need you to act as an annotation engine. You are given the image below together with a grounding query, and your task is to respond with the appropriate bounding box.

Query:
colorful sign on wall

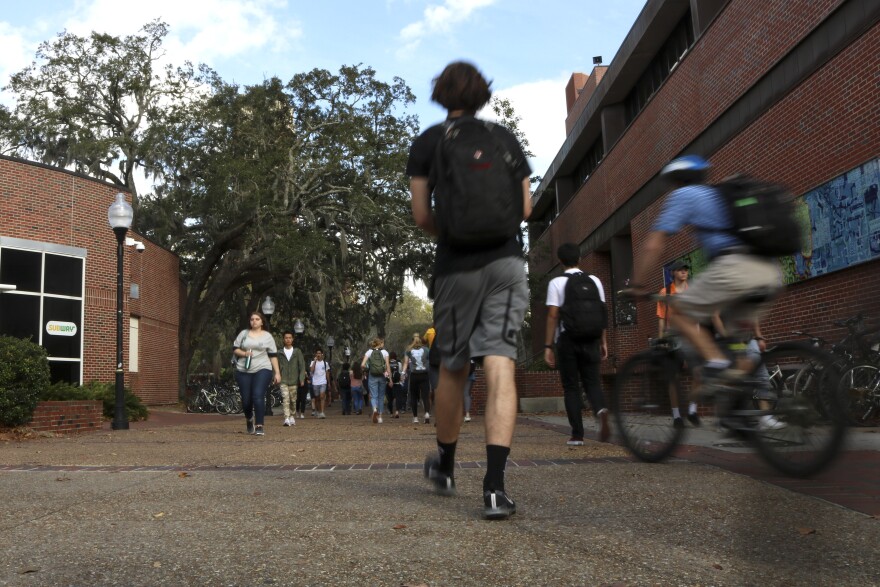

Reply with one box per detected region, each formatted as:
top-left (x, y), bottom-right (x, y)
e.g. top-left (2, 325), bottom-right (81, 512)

top-left (781, 158), bottom-right (880, 284)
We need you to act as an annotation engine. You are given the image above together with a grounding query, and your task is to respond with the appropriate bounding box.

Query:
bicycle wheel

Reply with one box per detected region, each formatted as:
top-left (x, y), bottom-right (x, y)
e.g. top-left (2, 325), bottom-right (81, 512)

top-left (838, 364), bottom-right (880, 426)
top-left (752, 342), bottom-right (847, 478)
top-left (215, 388), bottom-right (235, 415)
top-left (612, 349), bottom-right (684, 463)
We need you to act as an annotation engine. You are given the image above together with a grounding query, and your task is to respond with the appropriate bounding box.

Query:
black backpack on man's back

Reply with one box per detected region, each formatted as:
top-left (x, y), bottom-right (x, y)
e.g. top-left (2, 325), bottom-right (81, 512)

top-left (431, 117), bottom-right (524, 247)
top-left (714, 175), bottom-right (802, 257)
top-left (559, 272), bottom-right (607, 341)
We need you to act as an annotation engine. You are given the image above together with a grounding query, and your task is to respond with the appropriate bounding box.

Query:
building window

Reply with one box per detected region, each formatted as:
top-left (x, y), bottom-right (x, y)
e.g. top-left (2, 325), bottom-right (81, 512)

top-left (574, 136), bottom-right (604, 188)
top-left (0, 244), bottom-right (85, 384)
top-left (624, 11), bottom-right (695, 125)
top-left (129, 317), bottom-right (140, 373)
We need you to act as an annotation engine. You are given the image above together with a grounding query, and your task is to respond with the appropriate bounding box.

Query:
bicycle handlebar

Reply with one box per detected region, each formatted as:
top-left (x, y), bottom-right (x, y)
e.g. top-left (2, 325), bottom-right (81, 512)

top-left (833, 312), bottom-right (865, 329)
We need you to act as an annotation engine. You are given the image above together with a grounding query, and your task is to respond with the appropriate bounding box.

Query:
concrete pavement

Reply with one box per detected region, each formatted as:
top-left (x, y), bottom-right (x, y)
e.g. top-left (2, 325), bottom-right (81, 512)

top-left (1, 408), bottom-right (878, 586)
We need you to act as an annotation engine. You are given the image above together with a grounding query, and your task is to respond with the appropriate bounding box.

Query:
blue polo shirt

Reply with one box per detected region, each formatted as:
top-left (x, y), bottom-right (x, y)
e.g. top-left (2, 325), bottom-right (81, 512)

top-left (652, 184), bottom-right (742, 258)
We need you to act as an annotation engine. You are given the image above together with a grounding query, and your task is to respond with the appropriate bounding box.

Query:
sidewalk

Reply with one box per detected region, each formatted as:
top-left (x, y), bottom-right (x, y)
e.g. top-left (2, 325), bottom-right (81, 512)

top-left (1, 408), bottom-right (878, 586)
top-left (531, 414), bottom-right (880, 517)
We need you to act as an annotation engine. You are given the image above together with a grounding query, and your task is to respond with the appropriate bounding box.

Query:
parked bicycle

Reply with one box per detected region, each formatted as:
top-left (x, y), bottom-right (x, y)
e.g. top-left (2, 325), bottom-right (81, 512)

top-left (612, 300), bottom-right (847, 477)
top-left (185, 379), bottom-right (242, 415)
top-left (792, 312), bottom-right (880, 425)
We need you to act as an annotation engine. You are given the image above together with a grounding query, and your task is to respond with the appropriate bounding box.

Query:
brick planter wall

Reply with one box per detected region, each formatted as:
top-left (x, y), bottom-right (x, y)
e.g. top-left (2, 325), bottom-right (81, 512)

top-left (470, 368), bottom-right (565, 415)
top-left (28, 401), bottom-right (103, 434)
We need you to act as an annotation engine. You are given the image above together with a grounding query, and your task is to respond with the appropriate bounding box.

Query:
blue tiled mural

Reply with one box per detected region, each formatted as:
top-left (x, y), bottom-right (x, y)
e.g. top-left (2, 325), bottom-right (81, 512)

top-left (781, 158), bottom-right (880, 284)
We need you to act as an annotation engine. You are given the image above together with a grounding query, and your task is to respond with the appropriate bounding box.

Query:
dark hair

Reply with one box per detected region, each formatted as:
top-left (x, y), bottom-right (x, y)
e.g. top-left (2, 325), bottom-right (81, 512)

top-left (341, 362), bottom-right (350, 371)
top-left (352, 363), bottom-right (363, 378)
top-left (389, 351), bottom-right (398, 361)
top-left (431, 61), bottom-right (492, 114)
top-left (557, 243), bottom-right (580, 268)
top-left (282, 331), bottom-right (294, 338)
top-left (314, 347), bottom-right (323, 354)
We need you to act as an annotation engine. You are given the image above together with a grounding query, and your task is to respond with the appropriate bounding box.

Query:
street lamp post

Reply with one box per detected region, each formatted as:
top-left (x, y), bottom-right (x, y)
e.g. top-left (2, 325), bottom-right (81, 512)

top-left (293, 319), bottom-right (304, 336)
top-left (108, 193), bottom-right (133, 431)
top-left (261, 296), bottom-right (275, 328)
top-left (326, 335), bottom-right (335, 365)
top-left (344, 345), bottom-right (351, 361)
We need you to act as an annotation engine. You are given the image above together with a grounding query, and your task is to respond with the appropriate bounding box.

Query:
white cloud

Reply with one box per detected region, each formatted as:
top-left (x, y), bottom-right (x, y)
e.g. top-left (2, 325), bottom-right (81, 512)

top-left (398, 0), bottom-right (495, 56)
top-left (1, 0), bottom-right (302, 106)
top-left (481, 74), bottom-right (570, 178)
top-left (61, 0), bottom-right (301, 67)
top-left (0, 22), bottom-right (36, 106)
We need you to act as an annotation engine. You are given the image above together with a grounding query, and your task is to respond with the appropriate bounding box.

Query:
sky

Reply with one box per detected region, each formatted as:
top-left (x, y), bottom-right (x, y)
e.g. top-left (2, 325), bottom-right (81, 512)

top-left (0, 0), bottom-right (647, 180)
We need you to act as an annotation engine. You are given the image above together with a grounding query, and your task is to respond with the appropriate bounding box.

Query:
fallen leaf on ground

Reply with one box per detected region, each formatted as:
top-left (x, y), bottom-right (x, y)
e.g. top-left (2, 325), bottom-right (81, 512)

top-left (178, 472), bottom-right (190, 478)
top-left (18, 569), bottom-right (39, 574)
top-left (392, 524), bottom-right (407, 530)
top-left (152, 562), bottom-right (161, 568)
top-left (253, 491), bottom-right (262, 496)
top-left (712, 563), bottom-right (723, 570)
top-left (297, 449), bottom-right (305, 452)
top-left (797, 527), bottom-right (816, 535)
top-left (153, 512), bottom-right (165, 519)
top-left (55, 477), bottom-right (70, 482)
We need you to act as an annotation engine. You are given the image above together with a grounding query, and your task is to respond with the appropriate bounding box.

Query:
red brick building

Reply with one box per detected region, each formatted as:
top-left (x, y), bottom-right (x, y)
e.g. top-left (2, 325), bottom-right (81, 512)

top-left (529, 0), bottom-right (880, 379)
top-left (0, 155), bottom-right (180, 405)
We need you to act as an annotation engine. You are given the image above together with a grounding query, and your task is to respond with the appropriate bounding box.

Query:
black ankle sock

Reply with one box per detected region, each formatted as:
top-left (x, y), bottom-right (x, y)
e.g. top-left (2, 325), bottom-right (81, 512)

top-left (483, 444), bottom-right (510, 492)
top-left (437, 440), bottom-right (457, 475)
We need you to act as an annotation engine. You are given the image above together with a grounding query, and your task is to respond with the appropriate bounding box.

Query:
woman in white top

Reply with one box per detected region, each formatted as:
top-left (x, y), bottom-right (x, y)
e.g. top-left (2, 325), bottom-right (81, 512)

top-left (310, 348), bottom-right (330, 418)
top-left (232, 311), bottom-right (281, 436)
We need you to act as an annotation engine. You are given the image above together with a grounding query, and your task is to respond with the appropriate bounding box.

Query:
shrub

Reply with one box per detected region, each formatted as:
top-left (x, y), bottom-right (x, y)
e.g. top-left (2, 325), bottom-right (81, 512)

top-left (0, 336), bottom-right (51, 426)
top-left (39, 381), bottom-right (94, 401)
top-left (84, 381), bottom-right (149, 422)
top-left (37, 380), bottom-right (149, 421)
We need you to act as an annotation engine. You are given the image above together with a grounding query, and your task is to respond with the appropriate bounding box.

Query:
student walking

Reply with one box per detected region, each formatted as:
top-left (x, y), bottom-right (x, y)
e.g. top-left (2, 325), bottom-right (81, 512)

top-left (407, 61), bottom-right (532, 519)
top-left (403, 335), bottom-right (431, 424)
top-left (277, 330), bottom-right (306, 427)
top-left (350, 363), bottom-right (364, 415)
top-left (544, 243), bottom-right (610, 445)
top-left (232, 312), bottom-right (281, 436)
top-left (361, 339), bottom-right (390, 423)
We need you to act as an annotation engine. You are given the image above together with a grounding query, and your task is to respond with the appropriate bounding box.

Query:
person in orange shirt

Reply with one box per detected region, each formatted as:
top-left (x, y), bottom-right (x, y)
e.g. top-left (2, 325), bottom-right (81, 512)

top-left (657, 260), bottom-right (701, 429)
top-left (657, 260), bottom-right (689, 337)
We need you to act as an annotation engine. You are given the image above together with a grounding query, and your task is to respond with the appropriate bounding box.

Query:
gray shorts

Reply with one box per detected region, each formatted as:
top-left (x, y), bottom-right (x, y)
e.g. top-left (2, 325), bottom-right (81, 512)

top-left (433, 256), bottom-right (528, 371)
top-left (312, 384), bottom-right (327, 396)
top-left (672, 254), bottom-right (782, 336)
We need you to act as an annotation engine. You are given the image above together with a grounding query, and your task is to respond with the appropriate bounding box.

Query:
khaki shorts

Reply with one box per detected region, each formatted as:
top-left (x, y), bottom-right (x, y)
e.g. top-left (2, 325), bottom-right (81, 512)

top-left (671, 253), bottom-right (783, 336)
top-left (433, 256), bottom-right (528, 371)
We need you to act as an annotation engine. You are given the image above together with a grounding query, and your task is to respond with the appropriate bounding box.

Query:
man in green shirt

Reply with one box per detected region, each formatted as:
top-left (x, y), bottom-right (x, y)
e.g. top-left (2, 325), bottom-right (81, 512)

top-left (278, 331), bottom-right (306, 426)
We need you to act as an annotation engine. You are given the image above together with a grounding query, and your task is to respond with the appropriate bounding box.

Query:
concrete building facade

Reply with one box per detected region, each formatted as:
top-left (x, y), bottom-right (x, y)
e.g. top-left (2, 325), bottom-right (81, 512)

top-left (529, 0), bottom-right (880, 380)
top-left (0, 155), bottom-right (180, 405)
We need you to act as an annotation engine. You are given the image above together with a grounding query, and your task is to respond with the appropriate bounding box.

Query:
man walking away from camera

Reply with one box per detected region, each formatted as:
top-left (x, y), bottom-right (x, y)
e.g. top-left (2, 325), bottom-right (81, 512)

top-left (407, 61), bottom-right (532, 520)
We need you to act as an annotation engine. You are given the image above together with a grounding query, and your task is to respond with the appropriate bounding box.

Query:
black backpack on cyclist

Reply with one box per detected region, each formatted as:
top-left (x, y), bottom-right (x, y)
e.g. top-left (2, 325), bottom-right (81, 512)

top-left (714, 175), bottom-right (802, 257)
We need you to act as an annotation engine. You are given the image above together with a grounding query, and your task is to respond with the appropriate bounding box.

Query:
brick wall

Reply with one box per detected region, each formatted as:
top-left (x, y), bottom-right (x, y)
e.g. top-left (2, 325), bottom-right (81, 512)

top-left (28, 401), bottom-right (103, 434)
top-left (0, 157), bottom-right (180, 405)
top-left (530, 1), bottom-right (880, 372)
top-left (470, 368), bottom-right (565, 415)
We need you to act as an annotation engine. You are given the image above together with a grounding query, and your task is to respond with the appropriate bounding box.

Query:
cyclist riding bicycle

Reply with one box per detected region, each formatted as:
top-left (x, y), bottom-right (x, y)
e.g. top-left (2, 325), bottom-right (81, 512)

top-left (626, 155), bottom-right (784, 388)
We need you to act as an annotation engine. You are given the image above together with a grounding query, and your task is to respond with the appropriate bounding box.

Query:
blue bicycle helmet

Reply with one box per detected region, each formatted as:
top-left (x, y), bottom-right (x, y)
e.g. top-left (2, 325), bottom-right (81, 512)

top-left (660, 155), bottom-right (711, 184)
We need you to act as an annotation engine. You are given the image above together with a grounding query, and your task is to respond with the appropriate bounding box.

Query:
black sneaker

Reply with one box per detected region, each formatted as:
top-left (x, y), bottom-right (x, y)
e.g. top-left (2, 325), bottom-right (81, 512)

top-left (686, 412), bottom-right (701, 427)
top-left (672, 417), bottom-right (684, 430)
top-left (483, 489), bottom-right (516, 520)
top-left (246, 419), bottom-right (255, 434)
top-left (423, 454), bottom-right (456, 496)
